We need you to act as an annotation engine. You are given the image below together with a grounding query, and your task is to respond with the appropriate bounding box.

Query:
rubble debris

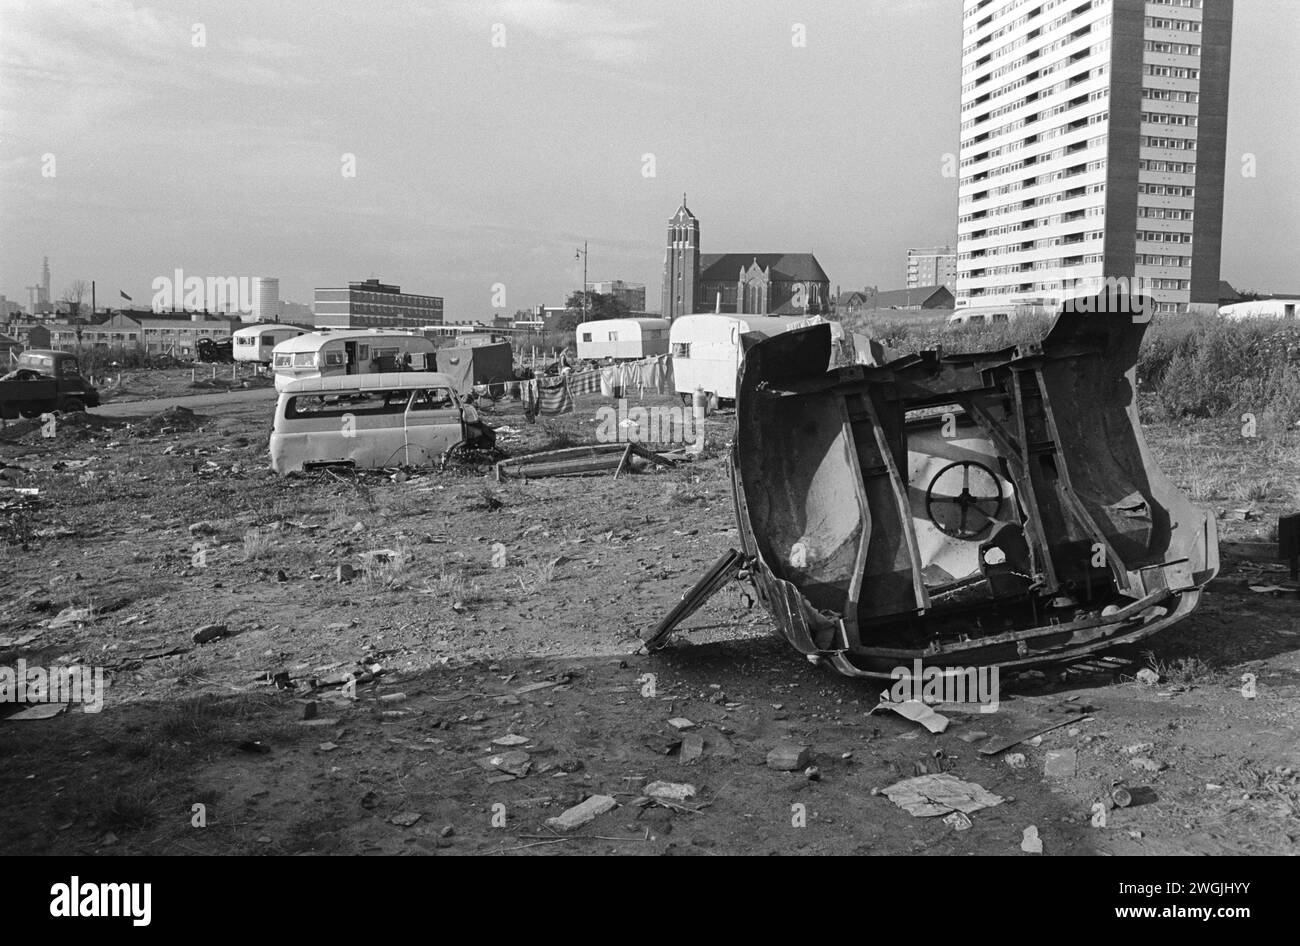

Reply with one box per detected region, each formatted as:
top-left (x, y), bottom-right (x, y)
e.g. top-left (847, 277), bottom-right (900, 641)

top-left (545, 795), bottom-right (617, 832)
top-left (389, 812), bottom-right (422, 827)
top-left (492, 734), bottom-right (530, 747)
top-left (880, 773), bottom-right (1004, 817)
top-left (481, 750), bottom-right (531, 778)
top-left (1021, 825), bottom-right (1043, 854)
top-left (943, 811), bottom-right (972, 831)
top-left (1043, 748), bottom-right (1078, 779)
top-left (679, 733), bottom-right (704, 764)
top-left (6, 703), bottom-right (68, 721)
top-left (1005, 753), bottom-right (1027, 769)
top-left (644, 781), bottom-right (697, 803)
top-left (978, 716), bottom-right (1079, 756)
top-left (1135, 668), bottom-right (1160, 685)
top-left (192, 623), bottom-right (229, 644)
top-left (874, 699), bottom-right (949, 734)
top-left (1130, 757), bottom-right (1166, 773)
top-left (766, 742), bottom-right (813, 771)
top-left (667, 717), bottom-right (695, 730)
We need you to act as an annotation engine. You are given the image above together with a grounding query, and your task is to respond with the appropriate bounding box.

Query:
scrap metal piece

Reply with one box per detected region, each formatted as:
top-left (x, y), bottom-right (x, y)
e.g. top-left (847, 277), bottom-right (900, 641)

top-left (642, 549), bottom-right (747, 651)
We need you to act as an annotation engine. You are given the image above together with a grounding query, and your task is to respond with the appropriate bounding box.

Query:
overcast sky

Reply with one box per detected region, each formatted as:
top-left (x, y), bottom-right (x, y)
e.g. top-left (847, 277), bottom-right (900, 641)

top-left (2, 0), bottom-right (1297, 318)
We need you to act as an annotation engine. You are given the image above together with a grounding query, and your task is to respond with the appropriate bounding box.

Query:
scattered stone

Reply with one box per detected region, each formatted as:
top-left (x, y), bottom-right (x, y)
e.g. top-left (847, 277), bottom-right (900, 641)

top-left (1135, 668), bottom-right (1159, 685)
top-left (440, 825), bottom-right (454, 838)
top-left (679, 732), bottom-right (705, 764)
top-left (482, 750), bottom-right (531, 777)
top-left (492, 733), bottom-right (530, 747)
top-left (337, 564), bottom-right (357, 583)
top-left (192, 623), bottom-right (228, 644)
top-left (302, 701), bottom-right (319, 721)
top-left (318, 742), bottom-right (338, 752)
top-left (545, 795), bottom-right (617, 832)
top-left (667, 717), bottom-right (695, 731)
top-left (804, 765), bottom-right (821, 782)
top-left (1124, 742), bottom-right (1154, 754)
top-left (1021, 825), bottom-right (1043, 854)
top-left (1044, 748), bottom-right (1078, 779)
top-left (766, 742), bottom-right (813, 771)
top-left (644, 781), bottom-right (697, 802)
top-left (1130, 757), bottom-right (1166, 773)
top-left (1005, 753), bottom-right (1027, 769)
top-left (390, 811), bottom-right (422, 827)
top-left (956, 730), bottom-right (989, 744)
top-left (943, 811), bottom-right (972, 831)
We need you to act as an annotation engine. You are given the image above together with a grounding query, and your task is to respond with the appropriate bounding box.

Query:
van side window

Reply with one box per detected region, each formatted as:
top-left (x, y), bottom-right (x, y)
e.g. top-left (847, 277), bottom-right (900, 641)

top-left (410, 388), bottom-right (455, 411)
top-left (285, 390), bottom-right (410, 419)
top-left (323, 351), bottom-right (346, 367)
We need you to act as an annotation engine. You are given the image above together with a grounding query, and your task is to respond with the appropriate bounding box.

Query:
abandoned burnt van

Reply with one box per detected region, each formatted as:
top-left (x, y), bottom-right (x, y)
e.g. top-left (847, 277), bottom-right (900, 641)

top-left (649, 293), bottom-right (1219, 678)
top-left (269, 372), bottom-right (495, 474)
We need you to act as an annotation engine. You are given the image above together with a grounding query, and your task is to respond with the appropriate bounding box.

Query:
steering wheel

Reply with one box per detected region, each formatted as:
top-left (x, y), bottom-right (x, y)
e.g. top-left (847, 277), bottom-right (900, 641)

top-left (924, 460), bottom-right (1004, 540)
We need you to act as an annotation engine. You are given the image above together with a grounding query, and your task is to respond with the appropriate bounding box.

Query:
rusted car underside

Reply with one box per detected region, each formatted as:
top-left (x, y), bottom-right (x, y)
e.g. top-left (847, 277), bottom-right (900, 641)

top-left (648, 295), bottom-right (1219, 679)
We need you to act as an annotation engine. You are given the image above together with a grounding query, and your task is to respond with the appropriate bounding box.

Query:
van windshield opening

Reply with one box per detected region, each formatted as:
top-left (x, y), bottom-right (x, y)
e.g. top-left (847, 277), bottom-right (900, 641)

top-left (285, 389), bottom-right (411, 419)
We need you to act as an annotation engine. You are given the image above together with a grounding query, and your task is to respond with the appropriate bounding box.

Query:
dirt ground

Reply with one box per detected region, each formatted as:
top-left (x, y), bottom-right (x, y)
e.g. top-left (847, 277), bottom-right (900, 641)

top-left (1, 385), bottom-right (1298, 856)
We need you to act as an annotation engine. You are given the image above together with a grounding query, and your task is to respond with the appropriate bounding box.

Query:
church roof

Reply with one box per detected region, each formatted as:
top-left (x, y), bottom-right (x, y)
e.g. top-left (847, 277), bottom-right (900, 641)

top-left (699, 253), bottom-right (829, 283)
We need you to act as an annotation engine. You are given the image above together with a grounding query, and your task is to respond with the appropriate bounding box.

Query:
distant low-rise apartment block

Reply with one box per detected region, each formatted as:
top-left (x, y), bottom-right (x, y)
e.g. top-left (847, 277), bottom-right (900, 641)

top-left (957, 0), bottom-right (1232, 314)
top-left (589, 280), bottom-right (648, 313)
top-left (906, 246), bottom-right (958, 290)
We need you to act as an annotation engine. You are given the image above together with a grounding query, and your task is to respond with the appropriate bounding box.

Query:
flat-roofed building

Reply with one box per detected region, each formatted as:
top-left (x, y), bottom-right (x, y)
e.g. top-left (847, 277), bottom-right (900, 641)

top-left (314, 279), bottom-right (444, 329)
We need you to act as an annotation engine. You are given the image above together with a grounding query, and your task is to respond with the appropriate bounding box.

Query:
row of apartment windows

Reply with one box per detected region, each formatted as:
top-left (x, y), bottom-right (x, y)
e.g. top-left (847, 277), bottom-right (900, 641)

top-left (1144, 278), bottom-right (1192, 290)
top-left (1143, 88), bottom-right (1200, 103)
top-left (1144, 135), bottom-right (1197, 150)
top-left (962, 111), bottom-right (1110, 182)
top-left (1146, 16), bottom-right (1201, 32)
top-left (1138, 230), bottom-right (1194, 243)
top-left (1138, 206), bottom-right (1194, 220)
top-left (1145, 40), bottom-right (1201, 56)
top-left (962, 113), bottom-right (1108, 172)
top-left (1145, 64), bottom-right (1200, 79)
top-left (960, 252), bottom-right (1108, 277)
top-left (1138, 254), bottom-right (1193, 267)
top-left (1142, 111), bottom-right (1198, 126)
top-left (1140, 159), bottom-right (1196, 173)
top-left (959, 182), bottom-right (1107, 224)
top-left (1139, 183), bottom-right (1197, 196)
top-left (964, 0), bottom-right (1103, 53)
top-left (963, 65), bottom-right (1108, 133)
top-left (965, 27), bottom-right (1112, 113)
top-left (962, 204), bottom-right (1106, 245)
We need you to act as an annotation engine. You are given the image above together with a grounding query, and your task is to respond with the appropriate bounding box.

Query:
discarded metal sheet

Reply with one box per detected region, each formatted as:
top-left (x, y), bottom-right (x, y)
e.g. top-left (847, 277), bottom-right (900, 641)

top-left (651, 293), bottom-right (1218, 678)
top-left (873, 698), bottom-right (950, 733)
top-left (880, 772), bottom-right (1004, 817)
top-left (495, 442), bottom-right (674, 480)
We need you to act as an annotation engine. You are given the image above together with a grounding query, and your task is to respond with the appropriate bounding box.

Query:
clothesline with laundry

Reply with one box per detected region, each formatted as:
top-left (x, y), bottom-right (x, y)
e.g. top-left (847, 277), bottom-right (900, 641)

top-left (478, 354), bottom-right (677, 423)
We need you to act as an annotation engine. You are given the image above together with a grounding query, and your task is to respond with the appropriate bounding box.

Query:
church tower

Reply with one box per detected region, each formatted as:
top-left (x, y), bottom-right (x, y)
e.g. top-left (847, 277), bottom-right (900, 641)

top-left (660, 196), bottom-right (699, 321)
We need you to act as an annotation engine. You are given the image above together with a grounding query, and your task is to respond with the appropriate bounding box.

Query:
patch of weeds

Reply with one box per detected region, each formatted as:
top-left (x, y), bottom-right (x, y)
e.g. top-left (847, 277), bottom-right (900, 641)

top-left (242, 527), bottom-right (276, 561)
top-left (1140, 650), bottom-right (1216, 687)
top-left (517, 555), bottom-right (559, 595)
top-left (362, 546), bottom-right (414, 590)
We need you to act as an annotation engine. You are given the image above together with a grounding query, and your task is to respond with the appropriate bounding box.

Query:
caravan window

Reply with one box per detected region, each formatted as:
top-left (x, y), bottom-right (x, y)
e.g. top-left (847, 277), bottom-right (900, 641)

top-left (672, 342), bottom-right (690, 358)
top-left (581, 332), bottom-right (592, 342)
top-left (323, 350), bottom-right (346, 367)
top-left (236, 337), bottom-right (255, 347)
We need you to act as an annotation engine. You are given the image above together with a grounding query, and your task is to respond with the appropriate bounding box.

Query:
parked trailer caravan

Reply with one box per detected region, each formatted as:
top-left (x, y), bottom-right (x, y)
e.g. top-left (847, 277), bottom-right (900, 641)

top-left (271, 330), bottom-right (437, 392)
top-left (670, 314), bottom-right (839, 404)
top-left (233, 324), bottom-right (309, 365)
top-left (576, 318), bottom-right (669, 362)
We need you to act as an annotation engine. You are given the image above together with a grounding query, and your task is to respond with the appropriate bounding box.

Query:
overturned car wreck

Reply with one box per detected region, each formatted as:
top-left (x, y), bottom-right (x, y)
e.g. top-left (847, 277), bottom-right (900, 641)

top-left (648, 294), bottom-right (1218, 678)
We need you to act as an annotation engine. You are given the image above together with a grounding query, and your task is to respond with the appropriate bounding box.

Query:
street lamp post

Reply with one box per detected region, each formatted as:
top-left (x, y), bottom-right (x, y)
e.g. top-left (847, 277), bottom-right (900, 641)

top-left (575, 242), bottom-right (588, 323)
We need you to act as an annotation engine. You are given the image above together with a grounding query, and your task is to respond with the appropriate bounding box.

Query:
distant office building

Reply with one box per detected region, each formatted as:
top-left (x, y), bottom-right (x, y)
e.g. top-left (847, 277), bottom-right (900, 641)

top-left (957, 0), bottom-right (1233, 314)
top-left (907, 246), bottom-right (957, 290)
top-left (590, 280), bottom-right (647, 313)
top-left (313, 279), bottom-right (444, 329)
top-left (279, 300), bottom-right (313, 324)
top-left (26, 257), bottom-right (53, 315)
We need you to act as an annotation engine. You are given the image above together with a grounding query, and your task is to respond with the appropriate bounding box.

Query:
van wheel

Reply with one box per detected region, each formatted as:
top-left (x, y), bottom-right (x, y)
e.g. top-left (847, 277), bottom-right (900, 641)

top-left (19, 405), bottom-right (46, 419)
top-left (57, 397), bottom-right (85, 413)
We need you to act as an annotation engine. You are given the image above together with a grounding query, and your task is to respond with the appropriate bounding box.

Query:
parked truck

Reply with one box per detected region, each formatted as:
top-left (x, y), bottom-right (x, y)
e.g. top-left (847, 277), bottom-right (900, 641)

top-left (0, 350), bottom-right (101, 419)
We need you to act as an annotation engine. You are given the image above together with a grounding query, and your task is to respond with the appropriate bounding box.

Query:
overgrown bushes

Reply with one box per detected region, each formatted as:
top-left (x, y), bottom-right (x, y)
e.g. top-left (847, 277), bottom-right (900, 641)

top-left (845, 311), bottom-right (1300, 425)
